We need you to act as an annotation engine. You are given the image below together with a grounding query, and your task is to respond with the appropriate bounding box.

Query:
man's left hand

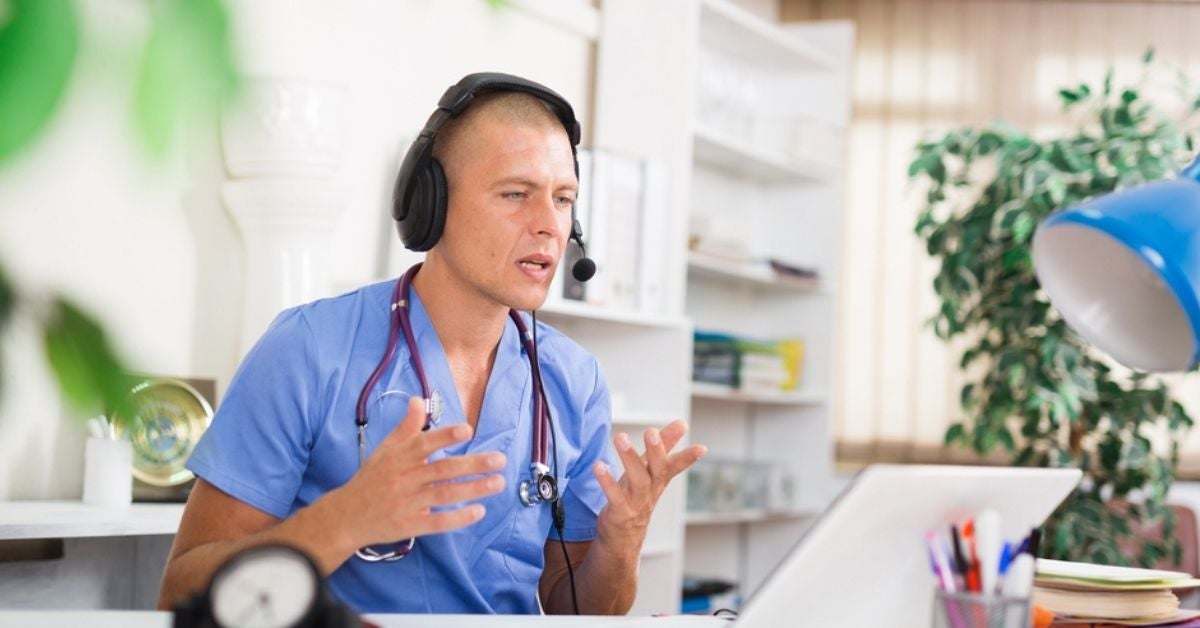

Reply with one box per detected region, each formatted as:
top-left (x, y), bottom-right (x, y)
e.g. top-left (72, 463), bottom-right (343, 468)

top-left (593, 420), bottom-right (707, 552)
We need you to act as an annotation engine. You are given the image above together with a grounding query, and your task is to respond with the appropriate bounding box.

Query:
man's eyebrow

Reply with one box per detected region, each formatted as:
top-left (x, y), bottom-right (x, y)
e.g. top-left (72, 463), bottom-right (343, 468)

top-left (489, 176), bottom-right (579, 192)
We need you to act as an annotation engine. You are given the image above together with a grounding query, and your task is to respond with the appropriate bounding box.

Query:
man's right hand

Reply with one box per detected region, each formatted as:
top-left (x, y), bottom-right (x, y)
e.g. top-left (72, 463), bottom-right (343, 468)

top-left (332, 396), bottom-right (507, 549)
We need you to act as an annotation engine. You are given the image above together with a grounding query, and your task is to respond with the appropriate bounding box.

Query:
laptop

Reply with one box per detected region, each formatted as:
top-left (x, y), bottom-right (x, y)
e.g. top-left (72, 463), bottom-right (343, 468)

top-left (732, 464), bottom-right (1082, 628)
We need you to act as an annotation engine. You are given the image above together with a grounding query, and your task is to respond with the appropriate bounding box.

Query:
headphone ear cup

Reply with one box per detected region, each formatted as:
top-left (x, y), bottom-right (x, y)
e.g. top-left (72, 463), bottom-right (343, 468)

top-left (397, 159), bottom-right (449, 251)
top-left (423, 159), bottom-right (449, 250)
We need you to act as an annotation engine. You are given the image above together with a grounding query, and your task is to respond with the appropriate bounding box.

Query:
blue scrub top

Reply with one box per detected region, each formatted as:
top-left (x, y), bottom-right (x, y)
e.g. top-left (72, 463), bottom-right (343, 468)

top-left (186, 280), bottom-right (616, 614)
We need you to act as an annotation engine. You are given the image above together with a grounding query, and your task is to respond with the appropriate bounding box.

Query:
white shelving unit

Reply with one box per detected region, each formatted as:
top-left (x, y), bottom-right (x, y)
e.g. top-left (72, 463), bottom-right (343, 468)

top-left (681, 0), bottom-right (855, 608)
top-left (690, 381), bottom-right (826, 406)
top-left (692, 125), bottom-right (837, 183)
top-left (473, 0), bottom-right (851, 614)
top-left (686, 253), bottom-right (824, 293)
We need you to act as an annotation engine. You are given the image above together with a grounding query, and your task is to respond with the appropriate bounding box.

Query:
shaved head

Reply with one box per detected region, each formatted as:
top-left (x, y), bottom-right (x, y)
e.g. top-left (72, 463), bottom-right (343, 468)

top-left (432, 91), bottom-right (569, 184)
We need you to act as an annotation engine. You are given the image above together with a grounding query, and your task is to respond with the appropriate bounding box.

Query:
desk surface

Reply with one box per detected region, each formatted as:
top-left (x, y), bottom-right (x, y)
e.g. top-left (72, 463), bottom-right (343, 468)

top-left (0, 611), bottom-right (730, 627)
top-left (0, 501), bottom-right (184, 539)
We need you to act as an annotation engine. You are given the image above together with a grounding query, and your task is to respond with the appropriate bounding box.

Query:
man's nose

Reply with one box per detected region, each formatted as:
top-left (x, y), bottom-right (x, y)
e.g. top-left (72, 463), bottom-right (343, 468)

top-left (532, 194), bottom-right (567, 238)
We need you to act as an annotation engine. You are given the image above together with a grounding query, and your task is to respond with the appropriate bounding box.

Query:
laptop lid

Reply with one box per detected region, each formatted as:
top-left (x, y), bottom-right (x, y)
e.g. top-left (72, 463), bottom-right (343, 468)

top-left (734, 464), bottom-right (1082, 628)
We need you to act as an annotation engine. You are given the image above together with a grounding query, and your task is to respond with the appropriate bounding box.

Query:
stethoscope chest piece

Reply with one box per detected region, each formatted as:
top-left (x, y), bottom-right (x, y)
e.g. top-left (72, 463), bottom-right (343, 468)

top-left (519, 463), bottom-right (559, 506)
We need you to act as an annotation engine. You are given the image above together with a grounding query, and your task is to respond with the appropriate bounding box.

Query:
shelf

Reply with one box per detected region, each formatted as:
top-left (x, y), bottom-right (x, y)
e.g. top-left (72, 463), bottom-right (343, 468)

top-left (685, 507), bottom-right (815, 526)
top-left (699, 0), bottom-right (836, 71)
top-left (687, 253), bottom-right (826, 294)
top-left (612, 411), bottom-right (679, 427)
top-left (690, 382), bottom-right (826, 406)
top-left (692, 125), bottom-right (838, 183)
top-left (0, 501), bottom-right (184, 540)
top-left (538, 298), bottom-right (688, 329)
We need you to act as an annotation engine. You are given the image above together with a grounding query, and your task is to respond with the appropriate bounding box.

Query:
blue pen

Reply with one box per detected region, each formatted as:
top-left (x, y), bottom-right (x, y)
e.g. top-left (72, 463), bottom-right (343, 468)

top-left (998, 541), bottom-right (1013, 576)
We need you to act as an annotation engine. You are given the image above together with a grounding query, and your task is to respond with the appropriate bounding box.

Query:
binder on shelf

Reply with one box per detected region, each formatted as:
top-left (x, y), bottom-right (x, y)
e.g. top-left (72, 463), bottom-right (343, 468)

top-left (593, 150), bottom-right (643, 310)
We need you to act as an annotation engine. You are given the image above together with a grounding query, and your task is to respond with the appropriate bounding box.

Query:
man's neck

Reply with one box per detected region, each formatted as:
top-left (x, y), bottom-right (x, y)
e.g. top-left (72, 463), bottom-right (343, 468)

top-left (410, 257), bottom-right (508, 362)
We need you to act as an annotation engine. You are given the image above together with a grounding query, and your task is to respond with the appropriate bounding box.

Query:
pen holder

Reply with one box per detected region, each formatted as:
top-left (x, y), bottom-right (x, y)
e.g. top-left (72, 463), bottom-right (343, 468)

top-left (82, 436), bottom-right (133, 507)
top-left (932, 590), bottom-right (1031, 628)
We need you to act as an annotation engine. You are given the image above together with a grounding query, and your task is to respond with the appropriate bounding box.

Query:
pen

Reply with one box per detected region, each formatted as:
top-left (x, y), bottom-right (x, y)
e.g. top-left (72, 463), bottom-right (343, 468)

top-left (1001, 553), bottom-right (1035, 628)
top-left (962, 519), bottom-right (981, 593)
top-left (976, 509), bottom-right (1001, 595)
top-left (950, 524), bottom-right (968, 590)
top-left (926, 532), bottom-right (957, 592)
top-left (998, 541), bottom-right (1014, 577)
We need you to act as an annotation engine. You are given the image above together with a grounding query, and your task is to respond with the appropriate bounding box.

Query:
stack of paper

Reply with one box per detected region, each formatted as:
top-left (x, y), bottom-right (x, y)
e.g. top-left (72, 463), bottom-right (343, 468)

top-left (1035, 558), bottom-right (1200, 627)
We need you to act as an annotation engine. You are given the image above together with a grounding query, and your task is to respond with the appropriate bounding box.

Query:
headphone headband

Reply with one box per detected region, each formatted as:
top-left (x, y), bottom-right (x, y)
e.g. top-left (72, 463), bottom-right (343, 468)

top-left (392, 72), bottom-right (582, 252)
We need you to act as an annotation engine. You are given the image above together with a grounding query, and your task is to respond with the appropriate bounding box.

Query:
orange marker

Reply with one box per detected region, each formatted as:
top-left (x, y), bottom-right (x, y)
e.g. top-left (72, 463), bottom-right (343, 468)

top-left (961, 519), bottom-right (981, 593)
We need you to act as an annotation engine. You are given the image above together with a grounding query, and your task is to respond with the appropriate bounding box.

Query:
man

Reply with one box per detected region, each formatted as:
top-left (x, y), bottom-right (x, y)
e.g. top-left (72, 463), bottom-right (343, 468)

top-left (157, 73), bottom-right (706, 615)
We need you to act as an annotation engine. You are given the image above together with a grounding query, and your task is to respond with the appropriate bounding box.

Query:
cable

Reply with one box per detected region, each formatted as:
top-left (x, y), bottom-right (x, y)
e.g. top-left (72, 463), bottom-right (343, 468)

top-left (532, 310), bottom-right (580, 615)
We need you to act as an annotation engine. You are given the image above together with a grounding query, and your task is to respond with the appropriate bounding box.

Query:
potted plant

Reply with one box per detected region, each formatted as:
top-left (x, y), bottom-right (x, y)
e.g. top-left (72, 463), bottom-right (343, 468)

top-left (912, 51), bottom-right (1197, 566)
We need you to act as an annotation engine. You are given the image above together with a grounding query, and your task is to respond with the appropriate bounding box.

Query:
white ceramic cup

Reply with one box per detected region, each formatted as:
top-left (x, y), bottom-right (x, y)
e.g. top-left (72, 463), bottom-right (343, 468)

top-left (82, 437), bottom-right (133, 507)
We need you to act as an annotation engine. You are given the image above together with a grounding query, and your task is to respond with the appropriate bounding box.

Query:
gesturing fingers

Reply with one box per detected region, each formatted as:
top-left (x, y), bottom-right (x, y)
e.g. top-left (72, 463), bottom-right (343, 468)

top-left (666, 444), bottom-right (708, 479)
top-left (613, 432), bottom-right (650, 494)
top-left (657, 420), bottom-right (689, 454)
top-left (643, 428), bottom-right (670, 483)
top-left (412, 423), bottom-right (474, 459)
top-left (410, 504), bottom-right (488, 538)
top-left (381, 396), bottom-right (428, 448)
top-left (414, 452), bottom-right (506, 485)
top-left (418, 474), bottom-right (506, 510)
top-left (593, 461), bottom-right (630, 511)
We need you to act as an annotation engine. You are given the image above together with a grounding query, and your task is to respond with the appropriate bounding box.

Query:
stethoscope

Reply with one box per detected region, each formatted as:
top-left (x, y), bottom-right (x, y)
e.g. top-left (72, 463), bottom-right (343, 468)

top-left (353, 263), bottom-right (559, 562)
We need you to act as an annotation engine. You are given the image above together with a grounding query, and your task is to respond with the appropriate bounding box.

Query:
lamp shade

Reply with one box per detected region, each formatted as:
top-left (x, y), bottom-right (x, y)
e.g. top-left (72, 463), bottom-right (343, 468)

top-left (1032, 159), bottom-right (1200, 372)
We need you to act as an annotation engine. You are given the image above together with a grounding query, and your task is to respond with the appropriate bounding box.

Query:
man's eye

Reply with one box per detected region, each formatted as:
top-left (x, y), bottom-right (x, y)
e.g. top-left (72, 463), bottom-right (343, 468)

top-left (503, 191), bottom-right (527, 200)
top-left (556, 196), bottom-right (575, 207)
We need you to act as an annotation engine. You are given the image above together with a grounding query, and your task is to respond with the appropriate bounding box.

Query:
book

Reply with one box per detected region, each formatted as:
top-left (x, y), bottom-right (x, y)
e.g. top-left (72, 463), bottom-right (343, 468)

top-left (1035, 559), bottom-right (1200, 625)
top-left (1033, 587), bottom-right (1179, 621)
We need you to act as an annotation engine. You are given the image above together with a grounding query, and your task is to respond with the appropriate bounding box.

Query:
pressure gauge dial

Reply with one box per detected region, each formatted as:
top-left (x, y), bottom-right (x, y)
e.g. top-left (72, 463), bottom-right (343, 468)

top-left (208, 544), bottom-right (320, 628)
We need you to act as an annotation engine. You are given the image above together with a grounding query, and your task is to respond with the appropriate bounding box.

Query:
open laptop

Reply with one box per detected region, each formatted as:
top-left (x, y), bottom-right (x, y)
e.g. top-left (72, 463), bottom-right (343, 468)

top-left (354, 464), bottom-right (1080, 628)
top-left (732, 464), bottom-right (1082, 628)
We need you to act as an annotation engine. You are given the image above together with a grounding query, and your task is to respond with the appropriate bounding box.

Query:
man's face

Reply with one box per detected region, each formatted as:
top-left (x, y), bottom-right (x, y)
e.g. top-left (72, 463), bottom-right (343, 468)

top-left (433, 117), bottom-right (577, 311)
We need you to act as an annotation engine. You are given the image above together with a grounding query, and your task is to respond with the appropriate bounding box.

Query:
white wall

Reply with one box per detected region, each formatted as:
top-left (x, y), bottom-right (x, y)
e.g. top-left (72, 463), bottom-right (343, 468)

top-left (0, 0), bottom-right (597, 500)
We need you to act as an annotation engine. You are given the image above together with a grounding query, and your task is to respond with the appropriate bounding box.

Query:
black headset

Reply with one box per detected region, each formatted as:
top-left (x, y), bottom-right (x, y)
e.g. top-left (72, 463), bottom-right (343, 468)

top-left (391, 72), bottom-right (595, 282)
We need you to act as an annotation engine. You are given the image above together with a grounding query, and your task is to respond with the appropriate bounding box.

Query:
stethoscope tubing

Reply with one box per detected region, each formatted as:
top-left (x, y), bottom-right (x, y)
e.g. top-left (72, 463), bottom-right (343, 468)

top-left (353, 264), bottom-right (554, 562)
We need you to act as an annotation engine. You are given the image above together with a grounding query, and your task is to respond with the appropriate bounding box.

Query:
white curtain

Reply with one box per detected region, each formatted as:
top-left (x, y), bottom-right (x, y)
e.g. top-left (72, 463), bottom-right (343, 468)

top-left (780, 0), bottom-right (1200, 469)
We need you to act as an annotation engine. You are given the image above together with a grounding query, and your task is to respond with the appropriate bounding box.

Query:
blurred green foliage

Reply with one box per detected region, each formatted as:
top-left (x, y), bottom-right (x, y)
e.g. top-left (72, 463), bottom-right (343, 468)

top-left (0, 0), bottom-right (237, 426)
top-left (913, 50), bottom-right (1198, 567)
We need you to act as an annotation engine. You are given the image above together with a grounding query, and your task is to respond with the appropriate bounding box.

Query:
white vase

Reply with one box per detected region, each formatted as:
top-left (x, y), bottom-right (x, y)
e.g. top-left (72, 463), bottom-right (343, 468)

top-left (220, 77), bottom-right (345, 178)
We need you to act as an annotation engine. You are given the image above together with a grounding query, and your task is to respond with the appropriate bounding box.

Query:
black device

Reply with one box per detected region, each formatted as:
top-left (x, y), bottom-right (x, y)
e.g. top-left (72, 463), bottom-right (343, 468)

top-left (173, 543), bottom-right (360, 628)
top-left (391, 71), bottom-right (594, 282)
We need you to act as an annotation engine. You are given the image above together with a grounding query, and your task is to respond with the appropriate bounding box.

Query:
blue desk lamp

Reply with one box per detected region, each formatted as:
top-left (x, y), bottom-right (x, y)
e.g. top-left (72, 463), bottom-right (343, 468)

top-left (1033, 155), bottom-right (1200, 372)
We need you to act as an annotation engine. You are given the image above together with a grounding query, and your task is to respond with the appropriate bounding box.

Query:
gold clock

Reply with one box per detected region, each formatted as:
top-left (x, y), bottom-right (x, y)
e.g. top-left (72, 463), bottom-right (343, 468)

top-left (111, 377), bottom-right (214, 488)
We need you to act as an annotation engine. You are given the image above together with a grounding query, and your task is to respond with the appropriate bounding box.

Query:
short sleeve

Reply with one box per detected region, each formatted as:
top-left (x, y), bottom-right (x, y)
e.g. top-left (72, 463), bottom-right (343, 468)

top-left (186, 308), bottom-right (322, 519)
top-left (557, 359), bottom-right (618, 541)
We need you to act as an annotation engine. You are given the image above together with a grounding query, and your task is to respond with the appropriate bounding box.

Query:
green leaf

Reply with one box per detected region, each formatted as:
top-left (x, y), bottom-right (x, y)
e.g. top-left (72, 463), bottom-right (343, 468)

top-left (133, 0), bottom-right (239, 158)
top-left (1059, 89), bottom-right (1082, 105)
top-left (42, 299), bottom-right (137, 426)
top-left (1012, 213), bottom-right (1036, 243)
top-left (0, 263), bottom-right (12, 330)
top-left (945, 423), bottom-right (966, 447)
top-left (1143, 48), bottom-right (1155, 65)
top-left (0, 0), bottom-right (79, 163)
